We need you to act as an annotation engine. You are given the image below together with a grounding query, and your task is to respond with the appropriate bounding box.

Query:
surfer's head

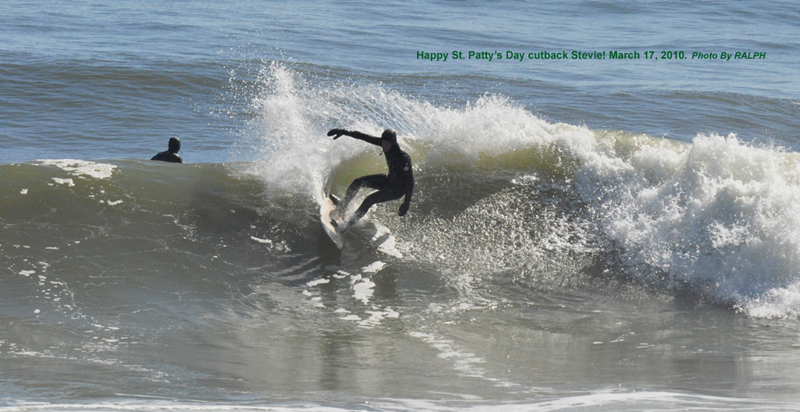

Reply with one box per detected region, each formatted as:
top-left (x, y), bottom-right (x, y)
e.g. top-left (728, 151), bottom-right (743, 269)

top-left (168, 137), bottom-right (181, 153)
top-left (381, 129), bottom-right (396, 151)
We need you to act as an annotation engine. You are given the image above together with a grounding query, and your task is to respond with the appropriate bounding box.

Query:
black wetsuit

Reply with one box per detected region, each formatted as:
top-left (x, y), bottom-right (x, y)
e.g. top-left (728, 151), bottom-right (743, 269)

top-left (151, 151), bottom-right (184, 163)
top-left (330, 129), bottom-right (414, 221)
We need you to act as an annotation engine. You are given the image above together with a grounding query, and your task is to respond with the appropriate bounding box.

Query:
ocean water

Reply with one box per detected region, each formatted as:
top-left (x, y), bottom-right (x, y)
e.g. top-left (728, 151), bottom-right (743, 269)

top-left (2, 0), bottom-right (800, 411)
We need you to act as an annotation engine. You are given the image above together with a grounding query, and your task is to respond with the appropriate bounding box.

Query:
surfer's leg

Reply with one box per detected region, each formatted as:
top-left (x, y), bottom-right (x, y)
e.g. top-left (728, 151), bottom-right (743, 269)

top-left (349, 189), bottom-right (405, 225)
top-left (341, 174), bottom-right (387, 209)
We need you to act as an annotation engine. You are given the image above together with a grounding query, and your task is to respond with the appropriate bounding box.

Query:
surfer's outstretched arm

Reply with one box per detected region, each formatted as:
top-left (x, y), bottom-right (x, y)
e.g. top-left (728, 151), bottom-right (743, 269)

top-left (327, 129), bottom-right (382, 146)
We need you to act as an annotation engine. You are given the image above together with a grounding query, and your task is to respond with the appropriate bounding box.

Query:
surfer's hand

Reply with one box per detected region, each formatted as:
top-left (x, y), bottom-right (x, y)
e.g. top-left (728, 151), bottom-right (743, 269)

top-left (398, 202), bottom-right (409, 216)
top-left (327, 129), bottom-right (345, 139)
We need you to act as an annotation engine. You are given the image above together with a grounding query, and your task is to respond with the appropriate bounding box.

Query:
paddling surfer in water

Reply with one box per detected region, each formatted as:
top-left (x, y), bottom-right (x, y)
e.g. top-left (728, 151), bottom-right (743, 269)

top-left (151, 137), bottom-right (184, 163)
top-left (327, 128), bottom-right (414, 228)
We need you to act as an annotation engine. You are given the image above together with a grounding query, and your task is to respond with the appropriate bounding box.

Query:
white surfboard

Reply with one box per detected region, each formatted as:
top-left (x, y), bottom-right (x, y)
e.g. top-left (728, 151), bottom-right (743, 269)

top-left (320, 197), bottom-right (345, 249)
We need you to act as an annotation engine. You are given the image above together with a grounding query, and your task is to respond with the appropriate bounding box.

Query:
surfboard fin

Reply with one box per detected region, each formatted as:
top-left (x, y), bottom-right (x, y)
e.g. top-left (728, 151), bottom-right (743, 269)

top-left (328, 194), bottom-right (341, 206)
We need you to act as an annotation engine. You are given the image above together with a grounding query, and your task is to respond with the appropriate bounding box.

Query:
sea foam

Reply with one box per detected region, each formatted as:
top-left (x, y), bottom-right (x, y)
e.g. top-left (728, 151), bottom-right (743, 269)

top-left (240, 63), bottom-right (800, 318)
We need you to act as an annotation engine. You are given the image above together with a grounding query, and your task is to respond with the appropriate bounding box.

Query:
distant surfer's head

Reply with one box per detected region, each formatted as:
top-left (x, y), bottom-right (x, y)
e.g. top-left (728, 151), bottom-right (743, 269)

top-left (168, 137), bottom-right (181, 153)
top-left (381, 129), bottom-right (396, 151)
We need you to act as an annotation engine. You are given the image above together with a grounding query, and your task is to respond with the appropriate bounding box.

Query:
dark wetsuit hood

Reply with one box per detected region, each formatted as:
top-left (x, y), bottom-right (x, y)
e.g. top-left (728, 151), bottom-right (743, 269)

top-left (168, 137), bottom-right (181, 154)
top-left (381, 129), bottom-right (397, 145)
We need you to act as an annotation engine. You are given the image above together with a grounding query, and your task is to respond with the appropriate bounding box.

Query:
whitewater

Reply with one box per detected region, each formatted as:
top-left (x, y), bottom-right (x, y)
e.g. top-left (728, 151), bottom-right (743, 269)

top-left (234, 63), bottom-right (800, 319)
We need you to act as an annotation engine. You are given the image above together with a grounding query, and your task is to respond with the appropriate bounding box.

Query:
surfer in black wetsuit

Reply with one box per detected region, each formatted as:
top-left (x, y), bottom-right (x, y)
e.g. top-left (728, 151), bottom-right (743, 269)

top-left (327, 128), bottom-right (414, 227)
top-left (151, 137), bottom-right (184, 163)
